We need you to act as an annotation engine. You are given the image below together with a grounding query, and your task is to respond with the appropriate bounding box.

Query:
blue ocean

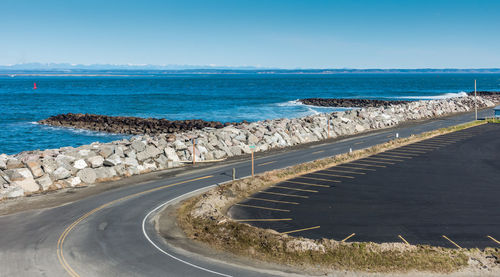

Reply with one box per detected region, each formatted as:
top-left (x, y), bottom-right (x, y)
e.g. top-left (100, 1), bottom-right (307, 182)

top-left (1, 73), bottom-right (499, 155)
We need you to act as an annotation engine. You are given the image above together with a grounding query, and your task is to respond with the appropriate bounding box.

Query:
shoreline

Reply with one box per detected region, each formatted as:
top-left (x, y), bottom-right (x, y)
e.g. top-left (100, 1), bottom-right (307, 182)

top-left (1, 95), bottom-right (498, 201)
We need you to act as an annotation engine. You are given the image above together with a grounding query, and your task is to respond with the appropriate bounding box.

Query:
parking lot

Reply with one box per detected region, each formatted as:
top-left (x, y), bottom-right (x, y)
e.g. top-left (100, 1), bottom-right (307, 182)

top-left (229, 123), bottom-right (500, 248)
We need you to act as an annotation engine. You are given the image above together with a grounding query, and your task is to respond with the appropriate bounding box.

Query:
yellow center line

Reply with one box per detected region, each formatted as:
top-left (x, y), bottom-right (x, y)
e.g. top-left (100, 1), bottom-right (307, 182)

top-left (282, 225), bottom-right (321, 234)
top-left (334, 165), bottom-right (376, 171)
top-left (323, 169), bottom-right (366, 175)
top-left (353, 141), bottom-right (364, 145)
top-left (386, 134), bottom-right (393, 138)
top-left (235, 203), bottom-right (290, 212)
top-left (487, 235), bottom-right (500, 245)
top-left (442, 235), bottom-right (462, 249)
top-left (359, 159), bottom-right (395, 165)
top-left (376, 154), bottom-right (412, 159)
top-left (312, 150), bottom-right (325, 154)
top-left (297, 176), bottom-right (341, 182)
top-left (57, 175), bottom-right (214, 277)
top-left (272, 185), bottom-right (318, 193)
top-left (284, 180), bottom-right (330, 188)
top-left (310, 172), bottom-right (355, 178)
top-left (258, 161), bottom-right (276, 166)
top-left (365, 156), bottom-right (404, 162)
top-left (398, 235), bottom-right (410, 245)
top-left (248, 197), bottom-right (300, 205)
top-left (234, 218), bottom-right (293, 222)
top-left (349, 162), bottom-right (386, 168)
top-left (259, 191), bottom-right (309, 198)
top-left (341, 233), bottom-right (356, 242)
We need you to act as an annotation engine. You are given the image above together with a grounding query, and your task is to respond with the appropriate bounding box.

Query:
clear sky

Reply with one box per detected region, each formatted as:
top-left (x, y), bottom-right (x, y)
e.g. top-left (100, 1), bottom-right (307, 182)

top-left (1, 0), bottom-right (499, 68)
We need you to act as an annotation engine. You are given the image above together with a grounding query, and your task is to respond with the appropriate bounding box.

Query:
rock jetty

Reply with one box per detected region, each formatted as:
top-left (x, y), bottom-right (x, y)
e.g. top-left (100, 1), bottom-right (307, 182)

top-left (299, 98), bottom-right (408, 107)
top-left (38, 113), bottom-right (239, 135)
top-left (1, 95), bottom-right (498, 200)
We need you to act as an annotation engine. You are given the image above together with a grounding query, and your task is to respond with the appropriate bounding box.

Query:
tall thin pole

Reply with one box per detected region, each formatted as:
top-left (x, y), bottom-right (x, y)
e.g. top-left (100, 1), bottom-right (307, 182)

top-left (251, 149), bottom-right (254, 177)
top-left (192, 138), bottom-right (196, 165)
top-left (327, 117), bottom-right (330, 138)
top-left (475, 79), bottom-right (477, 120)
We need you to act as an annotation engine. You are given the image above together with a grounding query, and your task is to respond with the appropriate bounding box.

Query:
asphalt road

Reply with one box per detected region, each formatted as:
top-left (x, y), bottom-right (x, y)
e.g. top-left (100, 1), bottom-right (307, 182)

top-left (230, 123), bottom-right (500, 249)
top-left (0, 108), bottom-right (496, 277)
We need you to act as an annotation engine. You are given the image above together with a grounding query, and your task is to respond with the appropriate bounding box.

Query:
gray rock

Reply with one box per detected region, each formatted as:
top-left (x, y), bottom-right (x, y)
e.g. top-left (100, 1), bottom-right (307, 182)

top-left (77, 168), bottom-right (97, 184)
top-left (103, 154), bottom-right (122, 166)
top-left (7, 187), bottom-right (24, 198)
top-left (0, 159), bottom-right (6, 170)
top-left (173, 140), bottom-right (187, 150)
top-left (41, 158), bottom-right (58, 174)
top-left (131, 141), bottom-right (146, 152)
top-left (25, 160), bottom-right (44, 178)
top-left (124, 157), bottom-right (139, 167)
top-left (4, 169), bottom-right (25, 181)
top-left (73, 159), bottom-right (88, 170)
top-left (11, 169), bottom-right (39, 192)
top-left (114, 164), bottom-right (127, 176)
top-left (95, 167), bottom-right (117, 180)
top-left (87, 156), bottom-right (104, 168)
top-left (136, 151), bottom-right (149, 161)
top-left (164, 147), bottom-right (180, 162)
top-left (36, 174), bottom-right (53, 191)
top-left (145, 145), bottom-right (161, 158)
top-left (6, 158), bottom-right (23, 169)
top-left (155, 154), bottom-right (168, 169)
top-left (124, 149), bottom-right (136, 159)
top-left (52, 167), bottom-right (71, 180)
top-left (99, 146), bottom-right (114, 158)
top-left (114, 146), bottom-right (124, 157)
top-left (143, 160), bottom-right (157, 171)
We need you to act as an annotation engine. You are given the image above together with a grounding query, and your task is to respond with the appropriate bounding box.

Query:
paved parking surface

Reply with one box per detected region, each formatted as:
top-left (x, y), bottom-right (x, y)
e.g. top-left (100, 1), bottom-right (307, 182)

top-left (229, 123), bottom-right (500, 248)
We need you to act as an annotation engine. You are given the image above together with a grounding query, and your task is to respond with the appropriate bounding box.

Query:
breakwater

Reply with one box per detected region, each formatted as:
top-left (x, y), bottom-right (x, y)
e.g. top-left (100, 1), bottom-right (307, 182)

top-left (1, 96), bottom-right (498, 200)
top-left (299, 98), bottom-right (408, 107)
top-left (39, 113), bottom-right (239, 135)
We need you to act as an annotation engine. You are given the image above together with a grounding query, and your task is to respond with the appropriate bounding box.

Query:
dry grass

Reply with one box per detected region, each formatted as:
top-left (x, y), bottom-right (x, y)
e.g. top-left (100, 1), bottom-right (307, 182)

top-left (175, 120), bottom-right (500, 274)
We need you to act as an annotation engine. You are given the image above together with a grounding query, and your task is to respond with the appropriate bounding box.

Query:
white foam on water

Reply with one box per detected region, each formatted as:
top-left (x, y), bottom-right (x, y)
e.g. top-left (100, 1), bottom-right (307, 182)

top-left (396, 91), bottom-right (468, 100)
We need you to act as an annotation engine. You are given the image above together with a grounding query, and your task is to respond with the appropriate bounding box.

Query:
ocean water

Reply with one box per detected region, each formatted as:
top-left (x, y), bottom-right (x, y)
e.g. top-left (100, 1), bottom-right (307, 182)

top-left (1, 73), bottom-right (499, 155)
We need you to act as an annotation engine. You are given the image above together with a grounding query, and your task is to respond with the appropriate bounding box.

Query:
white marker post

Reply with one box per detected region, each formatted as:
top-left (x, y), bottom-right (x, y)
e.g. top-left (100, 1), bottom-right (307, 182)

top-left (475, 79), bottom-right (478, 120)
top-left (327, 117), bottom-right (330, 138)
top-left (396, 132), bottom-right (399, 139)
top-left (349, 147), bottom-right (352, 154)
top-left (249, 145), bottom-right (255, 177)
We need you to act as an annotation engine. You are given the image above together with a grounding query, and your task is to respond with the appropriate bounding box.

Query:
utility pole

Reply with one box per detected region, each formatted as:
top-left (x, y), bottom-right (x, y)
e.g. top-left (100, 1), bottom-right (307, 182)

top-left (475, 79), bottom-right (478, 120)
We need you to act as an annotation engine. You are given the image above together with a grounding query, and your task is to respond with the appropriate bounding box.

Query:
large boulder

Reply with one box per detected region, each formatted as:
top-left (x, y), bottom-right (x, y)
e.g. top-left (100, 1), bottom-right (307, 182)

top-left (73, 159), bottom-right (88, 170)
top-left (131, 141), bottom-right (146, 152)
top-left (103, 154), bottom-right (122, 166)
top-left (6, 158), bottom-right (23, 169)
top-left (25, 161), bottom-right (44, 178)
top-left (99, 146), bottom-right (114, 158)
top-left (164, 147), bottom-right (180, 162)
top-left (52, 167), bottom-right (71, 180)
top-left (95, 167), bottom-right (117, 180)
top-left (36, 174), bottom-right (53, 191)
top-left (77, 168), bottom-right (97, 184)
top-left (124, 157), bottom-right (139, 167)
top-left (41, 158), bottom-right (58, 174)
top-left (10, 168), bottom-right (39, 192)
top-left (87, 156), bottom-right (104, 168)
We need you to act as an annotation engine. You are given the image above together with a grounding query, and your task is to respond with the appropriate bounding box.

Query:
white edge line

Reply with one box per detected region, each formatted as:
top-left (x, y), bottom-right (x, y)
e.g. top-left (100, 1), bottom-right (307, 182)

top-left (142, 184), bottom-right (234, 277)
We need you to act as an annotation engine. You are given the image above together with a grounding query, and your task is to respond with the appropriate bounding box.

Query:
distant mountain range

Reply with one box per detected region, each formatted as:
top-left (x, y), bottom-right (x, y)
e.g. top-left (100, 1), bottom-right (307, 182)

top-left (1, 63), bottom-right (500, 74)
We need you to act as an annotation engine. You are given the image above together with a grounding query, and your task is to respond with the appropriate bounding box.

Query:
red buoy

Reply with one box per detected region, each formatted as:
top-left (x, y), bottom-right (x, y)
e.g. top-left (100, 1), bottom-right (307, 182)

top-left (33, 82), bottom-right (37, 89)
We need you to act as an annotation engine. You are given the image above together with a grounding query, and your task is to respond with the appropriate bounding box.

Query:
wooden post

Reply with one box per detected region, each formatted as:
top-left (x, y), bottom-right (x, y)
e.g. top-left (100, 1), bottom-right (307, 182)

top-left (475, 79), bottom-right (477, 120)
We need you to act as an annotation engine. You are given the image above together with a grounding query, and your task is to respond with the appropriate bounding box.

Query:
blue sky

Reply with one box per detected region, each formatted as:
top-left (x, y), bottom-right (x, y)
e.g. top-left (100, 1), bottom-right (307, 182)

top-left (1, 0), bottom-right (499, 68)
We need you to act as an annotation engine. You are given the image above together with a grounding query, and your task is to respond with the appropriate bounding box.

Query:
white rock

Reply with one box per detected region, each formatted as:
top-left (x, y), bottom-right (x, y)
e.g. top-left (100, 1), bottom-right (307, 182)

top-left (73, 159), bottom-right (88, 170)
top-left (53, 167), bottom-right (71, 180)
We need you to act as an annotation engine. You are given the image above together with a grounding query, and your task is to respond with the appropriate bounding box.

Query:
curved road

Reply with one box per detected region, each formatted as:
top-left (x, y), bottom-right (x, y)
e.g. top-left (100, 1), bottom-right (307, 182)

top-left (0, 109), bottom-right (494, 277)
